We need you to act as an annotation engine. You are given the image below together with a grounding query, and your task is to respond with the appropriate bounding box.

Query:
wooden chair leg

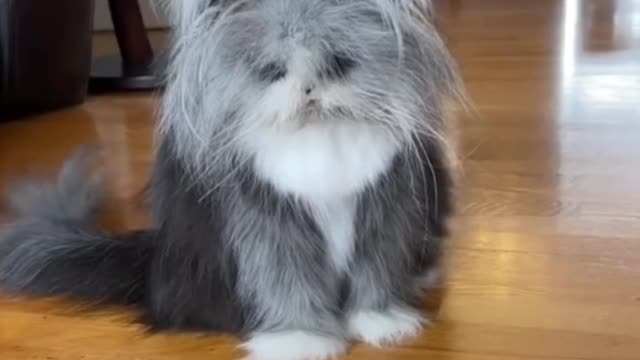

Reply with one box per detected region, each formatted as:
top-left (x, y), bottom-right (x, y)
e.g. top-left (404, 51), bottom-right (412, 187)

top-left (109, 0), bottom-right (154, 67)
top-left (89, 0), bottom-right (165, 92)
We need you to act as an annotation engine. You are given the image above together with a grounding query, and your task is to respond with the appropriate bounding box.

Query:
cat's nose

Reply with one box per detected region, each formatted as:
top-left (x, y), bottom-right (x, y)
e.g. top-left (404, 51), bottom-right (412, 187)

top-left (304, 85), bottom-right (314, 95)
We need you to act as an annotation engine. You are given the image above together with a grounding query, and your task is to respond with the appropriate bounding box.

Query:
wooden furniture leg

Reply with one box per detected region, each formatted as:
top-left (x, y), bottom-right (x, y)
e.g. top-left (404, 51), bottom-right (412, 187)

top-left (89, 0), bottom-right (165, 92)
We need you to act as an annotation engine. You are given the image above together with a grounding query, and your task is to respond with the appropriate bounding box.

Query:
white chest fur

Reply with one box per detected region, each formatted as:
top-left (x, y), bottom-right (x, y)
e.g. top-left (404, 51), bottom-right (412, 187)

top-left (243, 122), bottom-right (399, 270)
top-left (311, 197), bottom-right (356, 271)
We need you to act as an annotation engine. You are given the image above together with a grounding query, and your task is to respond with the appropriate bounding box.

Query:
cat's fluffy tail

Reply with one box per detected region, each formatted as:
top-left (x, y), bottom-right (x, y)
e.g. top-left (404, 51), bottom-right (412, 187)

top-left (0, 150), bottom-right (153, 305)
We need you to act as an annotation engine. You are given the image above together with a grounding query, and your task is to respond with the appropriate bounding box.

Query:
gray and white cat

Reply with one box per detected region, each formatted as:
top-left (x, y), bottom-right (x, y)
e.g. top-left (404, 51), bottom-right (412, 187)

top-left (0, 1), bottom-right (462, 359)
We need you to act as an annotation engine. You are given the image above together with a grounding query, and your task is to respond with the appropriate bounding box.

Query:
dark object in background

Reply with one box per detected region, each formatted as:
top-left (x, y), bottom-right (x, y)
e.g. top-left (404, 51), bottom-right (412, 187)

top-left (89, 0), bottom-right (166, 93)
top-left (0, 0), bottom-right (95, 120)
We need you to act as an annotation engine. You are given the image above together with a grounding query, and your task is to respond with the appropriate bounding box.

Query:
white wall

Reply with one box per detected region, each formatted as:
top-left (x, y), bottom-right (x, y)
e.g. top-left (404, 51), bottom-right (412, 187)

top-left (93, 0), bottom-right (169, 31)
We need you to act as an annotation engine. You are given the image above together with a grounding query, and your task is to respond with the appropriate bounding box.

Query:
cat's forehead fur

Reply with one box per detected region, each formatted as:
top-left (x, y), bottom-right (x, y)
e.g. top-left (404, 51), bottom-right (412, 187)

top-left (166, 0), bottom-right (431, 37)
top-left (164, 0), bottom-right (441, 82)
top-left (220, 2), bottom-right (397, 68)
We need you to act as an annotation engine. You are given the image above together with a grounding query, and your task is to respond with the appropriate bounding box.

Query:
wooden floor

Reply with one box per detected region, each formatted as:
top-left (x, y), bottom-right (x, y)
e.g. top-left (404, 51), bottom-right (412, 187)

top-left (2, 0), bottom-right (640, 359)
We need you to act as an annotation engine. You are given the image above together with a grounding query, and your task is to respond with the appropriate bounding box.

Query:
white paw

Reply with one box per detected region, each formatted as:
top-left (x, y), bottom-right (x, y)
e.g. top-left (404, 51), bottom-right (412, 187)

top-left (241, 330), bottom-right (347, 360)
top-left (347, 306), bottom-right (426, 347)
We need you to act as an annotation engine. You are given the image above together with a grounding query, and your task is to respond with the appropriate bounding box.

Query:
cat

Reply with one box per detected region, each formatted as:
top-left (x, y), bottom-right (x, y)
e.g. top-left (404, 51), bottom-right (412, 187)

top-left (0, 1), bottom-right (463, 359)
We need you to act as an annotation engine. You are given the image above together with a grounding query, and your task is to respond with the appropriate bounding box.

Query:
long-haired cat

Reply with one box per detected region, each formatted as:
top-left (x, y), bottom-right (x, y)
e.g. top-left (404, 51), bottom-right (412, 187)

top-left (0, 1), bottom-right (463, 359)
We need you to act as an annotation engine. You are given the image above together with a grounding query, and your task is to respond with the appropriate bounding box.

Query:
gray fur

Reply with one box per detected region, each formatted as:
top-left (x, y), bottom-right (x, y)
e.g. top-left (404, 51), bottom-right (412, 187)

top-left (0, 151), bottom-right (152, 303)
top-left (5, 149), bottom-right (103, 222)
top-left (224, 166), bottom-right (346, 336)
top-left (158, 0), bottom-right (461, 178)
top-left (0, 0), bottom-right (461, 357)
top-left (155, 0), bottom-right (460, 340)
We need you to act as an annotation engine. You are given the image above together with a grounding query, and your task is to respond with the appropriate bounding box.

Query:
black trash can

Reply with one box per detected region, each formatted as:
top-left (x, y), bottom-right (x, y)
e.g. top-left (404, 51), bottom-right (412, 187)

top-left (0, 0), bottom-right (95, 120)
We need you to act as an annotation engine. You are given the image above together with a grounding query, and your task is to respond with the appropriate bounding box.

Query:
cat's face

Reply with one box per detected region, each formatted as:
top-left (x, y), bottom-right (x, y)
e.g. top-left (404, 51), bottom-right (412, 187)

top-left (227, 1), bottom-right (399, 128)
top-left (162, 0), bottom-right (458, 153)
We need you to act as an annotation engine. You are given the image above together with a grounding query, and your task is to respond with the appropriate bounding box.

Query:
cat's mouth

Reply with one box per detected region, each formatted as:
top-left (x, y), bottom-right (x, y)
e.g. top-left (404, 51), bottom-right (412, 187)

top-left (299, 105), bottom-right (354, 122)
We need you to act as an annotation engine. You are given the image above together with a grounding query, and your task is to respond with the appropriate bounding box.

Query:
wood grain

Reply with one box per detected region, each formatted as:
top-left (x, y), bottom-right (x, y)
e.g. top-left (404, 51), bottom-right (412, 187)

top-left (2, 1), bottom-right (640, 359)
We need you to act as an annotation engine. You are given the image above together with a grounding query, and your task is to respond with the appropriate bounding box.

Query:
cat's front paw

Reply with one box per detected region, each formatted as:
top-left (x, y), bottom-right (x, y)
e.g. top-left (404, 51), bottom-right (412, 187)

top-left (347, 306), bottom-right (426, 347)
top-left (241, 330), bottom-right (347, 360)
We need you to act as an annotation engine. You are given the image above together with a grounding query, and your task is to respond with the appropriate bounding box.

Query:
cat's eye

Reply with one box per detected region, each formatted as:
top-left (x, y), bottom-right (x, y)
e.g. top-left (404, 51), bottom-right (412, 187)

top-left (257, 62), bottom-right (287, 83)
top-left (324, 53), bottom-right (357, 79)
